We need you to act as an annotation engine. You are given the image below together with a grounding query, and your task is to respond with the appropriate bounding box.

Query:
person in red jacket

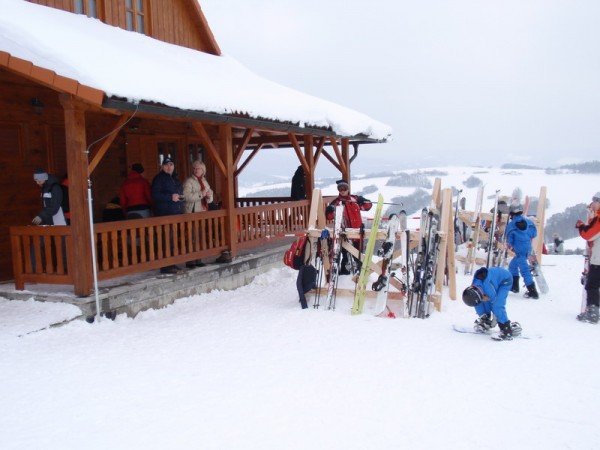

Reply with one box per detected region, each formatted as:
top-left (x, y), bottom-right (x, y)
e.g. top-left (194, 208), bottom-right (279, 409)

top-left (576, 192), bottom-right (600, 324)
top-left (325, 180), bottom-right (373, 274)
top-left (119, 163), bottom-right (152, 219)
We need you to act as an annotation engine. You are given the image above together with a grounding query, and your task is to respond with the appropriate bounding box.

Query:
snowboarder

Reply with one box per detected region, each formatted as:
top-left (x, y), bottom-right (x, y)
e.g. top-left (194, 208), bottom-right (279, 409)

top-left (575, 192), bottom-right (600, 324)
top-left (506, 204), bottom-right (539, 298)
top-left (552, 233), bottom-right (564, 254)
top-left (325, 180), bottom-right (372, 274)
top-left (462, 266), bottom-right (522, 340)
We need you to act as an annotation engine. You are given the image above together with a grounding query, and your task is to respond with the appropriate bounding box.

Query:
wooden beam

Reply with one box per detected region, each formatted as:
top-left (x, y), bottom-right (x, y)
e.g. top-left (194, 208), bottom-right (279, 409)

top-left (235, 144), bottom-right (263, 177)
top-left (88, 114), bottom-right (130, 174)
top-left (288, 133), bottom-right (309, 174)
top-left (190, 121), bottom-right (227, 176)
top-left (341, 138), bottom-right (350, 186)
top-left (233, 127), bottom-right (254, 168)
top-left (329, 137), bottom-right (347, 175)
top-left (59, 94), bottom-right (93, 297)
top-left (304, 134), bottom-right (315, 199)
top-left (219, 124), bottom-right (238, 256)
top-left (313, 136), bottom-right (326, 166)
top-left (321, 149), bottom-right (342, 172)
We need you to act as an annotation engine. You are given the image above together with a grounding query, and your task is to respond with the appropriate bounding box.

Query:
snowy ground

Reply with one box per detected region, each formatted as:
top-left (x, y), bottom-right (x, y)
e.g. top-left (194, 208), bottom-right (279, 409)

top-left (0, 254), bottom-right (598, 449)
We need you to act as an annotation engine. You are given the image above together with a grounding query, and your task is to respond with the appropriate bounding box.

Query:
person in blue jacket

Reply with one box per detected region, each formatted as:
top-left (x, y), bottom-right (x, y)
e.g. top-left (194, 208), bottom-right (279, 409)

top-left (151, 157), bottom-right (184, 274)
top-left (505, 204), bottom-right (539, 299)
top-left (462, 266), bottom-right (522, 340)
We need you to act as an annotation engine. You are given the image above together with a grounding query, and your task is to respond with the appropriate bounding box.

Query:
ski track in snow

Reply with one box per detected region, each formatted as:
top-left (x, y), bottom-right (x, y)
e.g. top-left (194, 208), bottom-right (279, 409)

top-left (0, 255), bottom-right (599, 449)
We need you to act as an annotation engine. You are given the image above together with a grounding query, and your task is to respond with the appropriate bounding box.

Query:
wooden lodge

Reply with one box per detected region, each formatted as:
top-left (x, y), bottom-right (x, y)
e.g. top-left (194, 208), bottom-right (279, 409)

top-left (0, 1), bottom-right (389, 297)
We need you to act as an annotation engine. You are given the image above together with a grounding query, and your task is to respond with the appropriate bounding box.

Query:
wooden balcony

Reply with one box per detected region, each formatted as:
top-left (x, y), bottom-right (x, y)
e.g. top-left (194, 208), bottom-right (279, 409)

top-left (10, 199), bottom-right (309, 293)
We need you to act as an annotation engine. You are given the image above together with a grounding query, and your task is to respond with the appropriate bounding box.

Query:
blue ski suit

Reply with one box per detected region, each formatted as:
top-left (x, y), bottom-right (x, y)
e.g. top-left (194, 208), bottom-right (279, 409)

top-left (472, 267), bottom-right (513, 324)
top-left (506, 214), bottom-right (537, 286)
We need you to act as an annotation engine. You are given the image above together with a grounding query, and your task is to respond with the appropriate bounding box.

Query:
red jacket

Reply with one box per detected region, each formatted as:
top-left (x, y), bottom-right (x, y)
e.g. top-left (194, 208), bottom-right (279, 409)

top-left (579, 209), bottom-right (600, 265)
top-left (326, 194), bottom-right (372, 228)
top-left (119, 171), bottom-right (152, 211)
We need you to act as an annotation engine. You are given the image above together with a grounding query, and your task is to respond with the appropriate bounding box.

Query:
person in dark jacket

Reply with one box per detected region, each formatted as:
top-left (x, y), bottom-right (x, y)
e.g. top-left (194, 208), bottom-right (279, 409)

top-left (290, 165), bottom-right (306, 200)
top-left (152, 157), bottom-right (184, 217)
top-left (151, 157), bottom-right (184, 274)
top-left (120, 163), bottom-right (152, 219)
top-left (32, 169), bottom-right (66, 225)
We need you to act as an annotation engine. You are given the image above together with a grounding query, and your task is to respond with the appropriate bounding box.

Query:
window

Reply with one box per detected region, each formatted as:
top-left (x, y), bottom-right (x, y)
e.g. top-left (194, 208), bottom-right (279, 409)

top-left (188, 143), bottom-right (205, 165)
top-left (74, 0), bottom-right (98, 18)
top-left (126, 0), bottom-right (146, 34)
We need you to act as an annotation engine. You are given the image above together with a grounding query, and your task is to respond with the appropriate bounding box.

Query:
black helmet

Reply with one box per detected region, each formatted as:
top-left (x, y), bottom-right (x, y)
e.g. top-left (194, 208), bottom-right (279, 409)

top-left (462, 286), bottom-right (483, 307)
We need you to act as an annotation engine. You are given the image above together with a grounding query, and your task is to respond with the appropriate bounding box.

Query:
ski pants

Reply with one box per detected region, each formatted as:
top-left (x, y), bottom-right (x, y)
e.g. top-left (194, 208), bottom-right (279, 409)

top-left (585, 264), bottom-right (600, 307)
top-left (509, 251), bottom-right (533, 286)
top-left (474, 284), bottom-right (510, 324)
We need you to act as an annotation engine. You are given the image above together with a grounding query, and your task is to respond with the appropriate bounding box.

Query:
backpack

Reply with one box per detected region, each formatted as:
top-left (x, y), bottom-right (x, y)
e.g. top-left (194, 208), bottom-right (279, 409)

top-left (344, 202), bottom-right (363, 228)
top-left (284, 235), bottom-right (309, 270)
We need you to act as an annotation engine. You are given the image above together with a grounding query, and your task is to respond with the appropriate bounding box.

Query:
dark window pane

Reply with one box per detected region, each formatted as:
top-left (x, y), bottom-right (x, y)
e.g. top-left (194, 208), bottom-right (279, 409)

top-left (88, 0), bottom-right (97, 17)
top-left (74, 0), bottom-right (84, 14)
top-left (136, 0), bottom-right (144, 12)
top-left (136, 15), bottom-right (145, 33)
top-left (126, 0), bottom-right (133, 9)
top-left (126, 11), bottom-right (133, 30)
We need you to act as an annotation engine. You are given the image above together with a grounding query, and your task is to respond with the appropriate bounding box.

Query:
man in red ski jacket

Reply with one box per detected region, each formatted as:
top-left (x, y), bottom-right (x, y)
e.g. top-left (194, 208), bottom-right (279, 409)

top-left (576, 191), bottom-right (600, 323)
top-left (325, 180), bottom-right (373, 274)
top-left (119, 163), bottom-right (152, 219)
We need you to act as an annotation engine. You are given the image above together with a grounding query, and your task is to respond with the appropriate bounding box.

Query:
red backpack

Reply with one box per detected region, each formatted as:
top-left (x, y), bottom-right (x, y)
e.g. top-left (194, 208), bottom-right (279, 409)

top-left (284, 235), bottom-right (309, 270)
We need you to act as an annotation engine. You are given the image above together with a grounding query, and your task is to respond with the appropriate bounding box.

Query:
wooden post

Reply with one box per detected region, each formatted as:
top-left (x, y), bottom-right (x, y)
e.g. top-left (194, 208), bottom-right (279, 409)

top-left (341, 138), bottom-right (350, 186)
top-left (60, 94), bottom-right (93, 296)
top-left (446, 190), bottom-right (457, 300)
top-left (434, 189), bottom-right (452, 310)
top-left (304, 135), bottom-right (314, 202)
top-left (218, 124), bottom-right (237, 257)
top-left (534, 186), bottom-right (547, 263)
top-left (431, 178), bottom-right (442, 210)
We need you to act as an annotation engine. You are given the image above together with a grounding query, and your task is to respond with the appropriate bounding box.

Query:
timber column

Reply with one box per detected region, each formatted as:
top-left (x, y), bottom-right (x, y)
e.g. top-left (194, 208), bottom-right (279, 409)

top-left (60, 95), bottom-right (93, 296)
top-left (341, 138), bottom-right (351, 188)
top-left (303, 135), bottom-right (314, 200)
top-left (219, 124), bottom-right (238, 257)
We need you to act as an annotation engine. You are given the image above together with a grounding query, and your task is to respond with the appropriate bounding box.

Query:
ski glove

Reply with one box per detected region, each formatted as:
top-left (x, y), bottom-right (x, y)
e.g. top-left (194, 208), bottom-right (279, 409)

top-left (32, 216), bottom-right (42, 225)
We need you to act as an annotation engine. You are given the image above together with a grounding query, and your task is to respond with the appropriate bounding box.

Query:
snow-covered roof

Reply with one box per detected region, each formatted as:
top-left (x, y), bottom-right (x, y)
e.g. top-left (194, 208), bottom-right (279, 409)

top-left (0, 0), bottom-right (392, 140)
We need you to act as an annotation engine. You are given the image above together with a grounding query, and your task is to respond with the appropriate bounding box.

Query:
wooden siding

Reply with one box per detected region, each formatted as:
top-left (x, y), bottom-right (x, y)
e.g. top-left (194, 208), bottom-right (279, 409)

top-left (26, 0), bottom-right (220, 54)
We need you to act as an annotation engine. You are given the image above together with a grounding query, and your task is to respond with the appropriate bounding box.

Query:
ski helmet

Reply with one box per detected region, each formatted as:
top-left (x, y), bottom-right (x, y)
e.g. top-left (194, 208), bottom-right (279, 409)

top-left (509, 204), bottom-right (523, 214)
top-left (462, 286), bottom-right (484, 307)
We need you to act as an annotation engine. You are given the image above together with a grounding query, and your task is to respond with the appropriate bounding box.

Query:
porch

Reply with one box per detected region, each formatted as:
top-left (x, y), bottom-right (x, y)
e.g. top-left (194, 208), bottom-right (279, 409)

top-left (9, 198), bottom-right (309, 299)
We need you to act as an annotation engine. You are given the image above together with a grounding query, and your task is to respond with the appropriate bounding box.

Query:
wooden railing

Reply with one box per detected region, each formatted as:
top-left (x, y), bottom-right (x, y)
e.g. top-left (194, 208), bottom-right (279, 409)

top-left (9, 225), bottom-right (74, 290)
top-left (236, 196), bottom-right (291, 207)
top-left (9, 200), bottom-right (310, 290)
top-left (236, 200), bottom-right (309, 248)
top-left (94, 210), bottom-right (228, 280)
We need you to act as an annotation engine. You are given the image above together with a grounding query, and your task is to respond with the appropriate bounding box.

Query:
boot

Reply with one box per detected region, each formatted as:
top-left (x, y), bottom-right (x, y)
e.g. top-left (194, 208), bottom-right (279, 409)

top-left (524, 283), bottom-right (539, 299)
top-left (497, 321), bottom-right (514, 340)
top-left (576, 305), bottom-right (599, 324)
top-left (511, 276), bottom-right (520, 293)
top-left (474, 313), bottom-right (497, 333)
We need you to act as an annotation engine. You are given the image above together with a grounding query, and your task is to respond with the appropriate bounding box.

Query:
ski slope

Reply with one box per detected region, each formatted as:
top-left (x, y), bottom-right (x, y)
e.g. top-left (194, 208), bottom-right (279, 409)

top-left (0, 254), bottom-right (597, 449)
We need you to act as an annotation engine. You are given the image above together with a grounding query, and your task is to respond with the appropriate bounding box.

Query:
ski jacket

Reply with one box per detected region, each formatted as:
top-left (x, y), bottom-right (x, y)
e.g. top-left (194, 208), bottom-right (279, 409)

top-left (290, 166), bottom-right (306, 200)
top-left (579, 210), bottom-right (600, 265)
top-left (326, 194), bottom-right (372, 228)
top-left (183, 175), bottom-right (213, 213)
top-left (151, 171), bottom-right (184, 216)
top-left (120, 171), bottom-right (152, 212)
top-left (473, 267), bottom-right (513, 302)
top-left (37, 175), bottom-right (66, 225)
top-left (506, 214), bottom-right (537, 254)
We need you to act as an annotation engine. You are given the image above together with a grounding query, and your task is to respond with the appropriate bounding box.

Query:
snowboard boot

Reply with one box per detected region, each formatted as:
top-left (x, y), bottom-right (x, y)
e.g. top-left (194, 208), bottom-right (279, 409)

top-left (511, 276), bottom-right (520, 293)
top-left (524, 283), bottom-right (539, 299)
top-left (576, 305), bottom-right (599, 324)
top-left (474, 313), bottom-right (497, 333)
top-left (497, 321), bottom-right (514, 340)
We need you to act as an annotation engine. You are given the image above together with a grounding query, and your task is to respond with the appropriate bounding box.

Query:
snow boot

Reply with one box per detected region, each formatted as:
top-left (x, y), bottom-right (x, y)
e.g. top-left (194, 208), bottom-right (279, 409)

top-left (511, 276), bottom-right (520, 293)
top-left (524, 283), bottom-right (539, 299)
top-left (474, 313), bottom-right (497, 333)
top-left (497, 321), bottom-right (515, 340)
top-left (576, 305), bottom-right (599, 324)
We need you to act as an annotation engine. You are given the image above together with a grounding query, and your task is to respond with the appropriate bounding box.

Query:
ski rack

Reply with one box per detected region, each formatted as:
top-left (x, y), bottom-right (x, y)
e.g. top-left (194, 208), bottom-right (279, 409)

top-left (454, 186), bottom-right (548, 271)
top-left (303, 181), bottom-right (455, 316)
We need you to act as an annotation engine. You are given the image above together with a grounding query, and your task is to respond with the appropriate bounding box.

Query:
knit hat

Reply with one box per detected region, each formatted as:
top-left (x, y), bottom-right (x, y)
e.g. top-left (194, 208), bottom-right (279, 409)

top-left (336, 179), bottom-right (349, 190)
top-left (131, 163), bottom-right (144, 173)
top-left (593, 192), bottom-right (600, 203)
top-left (162, 157), bottom-right (174, 165)
top-left (33, 169), bottom-right (48, 182)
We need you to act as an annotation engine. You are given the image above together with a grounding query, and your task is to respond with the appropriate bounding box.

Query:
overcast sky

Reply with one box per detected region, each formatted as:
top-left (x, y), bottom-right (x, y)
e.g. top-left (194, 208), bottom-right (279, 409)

top-left (201, 0), bottom-right (600, 178)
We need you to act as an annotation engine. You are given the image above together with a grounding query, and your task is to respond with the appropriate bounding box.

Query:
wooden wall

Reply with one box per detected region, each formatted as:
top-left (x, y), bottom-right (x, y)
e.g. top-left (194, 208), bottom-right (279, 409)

top-left (26, 0), bottom-right (218, 54)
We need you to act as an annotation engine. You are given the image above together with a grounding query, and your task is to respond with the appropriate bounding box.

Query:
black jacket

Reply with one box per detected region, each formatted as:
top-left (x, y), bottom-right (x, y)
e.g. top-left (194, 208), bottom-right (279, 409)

top-left (151, 171), bottom-right (184, 216)
top-left (38, 175), bottom-right (63, 225)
